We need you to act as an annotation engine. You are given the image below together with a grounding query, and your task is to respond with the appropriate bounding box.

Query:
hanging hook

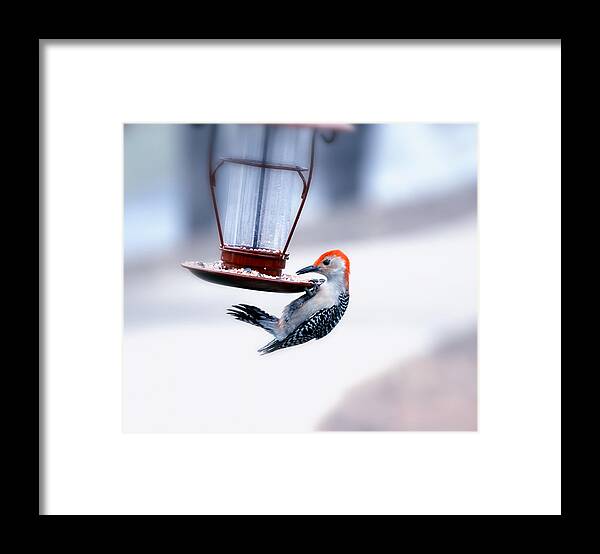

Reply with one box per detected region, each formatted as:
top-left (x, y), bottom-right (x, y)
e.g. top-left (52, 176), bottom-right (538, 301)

top-left (320, 130), bottom-right (337, 144)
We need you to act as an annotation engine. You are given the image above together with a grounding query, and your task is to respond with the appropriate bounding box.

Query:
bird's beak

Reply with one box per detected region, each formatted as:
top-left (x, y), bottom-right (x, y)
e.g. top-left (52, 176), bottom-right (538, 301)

top-left (296, 264), bottom-right (319, 275)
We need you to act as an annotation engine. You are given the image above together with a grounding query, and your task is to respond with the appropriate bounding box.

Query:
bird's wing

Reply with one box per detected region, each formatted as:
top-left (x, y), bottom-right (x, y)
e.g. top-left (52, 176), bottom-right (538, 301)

top-left (227, 304), bottom-right (279, 336)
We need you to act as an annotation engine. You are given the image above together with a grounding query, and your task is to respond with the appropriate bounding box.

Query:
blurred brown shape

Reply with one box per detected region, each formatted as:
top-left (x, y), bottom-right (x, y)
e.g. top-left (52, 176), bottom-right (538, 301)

top-left (318, 330), bottom-right (477, 431)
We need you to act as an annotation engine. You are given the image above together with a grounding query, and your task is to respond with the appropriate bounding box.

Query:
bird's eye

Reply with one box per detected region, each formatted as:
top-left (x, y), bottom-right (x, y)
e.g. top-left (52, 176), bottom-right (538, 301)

top-left (323, 259), bottom-right (330, 266)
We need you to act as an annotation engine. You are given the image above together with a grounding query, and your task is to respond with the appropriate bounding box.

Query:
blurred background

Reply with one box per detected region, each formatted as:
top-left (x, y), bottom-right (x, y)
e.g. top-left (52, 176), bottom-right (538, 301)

top-left (124, 124), bottom-right (477, 432)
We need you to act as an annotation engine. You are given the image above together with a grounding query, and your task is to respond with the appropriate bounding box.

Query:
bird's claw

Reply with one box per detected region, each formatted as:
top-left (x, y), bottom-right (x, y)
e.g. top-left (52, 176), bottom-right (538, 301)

top-left (306, 278), bottom-right (324, 297)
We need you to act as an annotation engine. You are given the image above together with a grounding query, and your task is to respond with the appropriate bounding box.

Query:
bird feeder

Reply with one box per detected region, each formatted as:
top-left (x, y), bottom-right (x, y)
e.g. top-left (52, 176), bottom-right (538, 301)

top-left (182, 124), bottom-right (352, 293)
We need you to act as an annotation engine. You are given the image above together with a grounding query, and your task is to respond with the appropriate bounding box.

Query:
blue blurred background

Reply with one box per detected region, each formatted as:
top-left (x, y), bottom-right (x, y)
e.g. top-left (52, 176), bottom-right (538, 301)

top-left (124, 124), bottom-right (478, 432)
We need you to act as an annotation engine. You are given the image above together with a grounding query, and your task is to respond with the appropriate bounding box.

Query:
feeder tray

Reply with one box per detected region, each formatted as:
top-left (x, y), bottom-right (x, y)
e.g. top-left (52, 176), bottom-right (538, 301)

top-left (181, 261), bottom-right (317, 294)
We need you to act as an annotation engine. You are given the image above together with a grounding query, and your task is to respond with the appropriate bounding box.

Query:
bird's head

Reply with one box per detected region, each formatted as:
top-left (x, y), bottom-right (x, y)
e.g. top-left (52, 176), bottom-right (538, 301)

top-left (296, 249), bottom-right (350, 289)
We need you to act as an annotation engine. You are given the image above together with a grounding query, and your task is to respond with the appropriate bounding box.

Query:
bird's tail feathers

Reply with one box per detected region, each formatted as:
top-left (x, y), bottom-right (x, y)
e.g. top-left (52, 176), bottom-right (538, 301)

top-left (227, 304), bottom-right (279, 336)
top-left (257, 338), bottom-right (284, 355)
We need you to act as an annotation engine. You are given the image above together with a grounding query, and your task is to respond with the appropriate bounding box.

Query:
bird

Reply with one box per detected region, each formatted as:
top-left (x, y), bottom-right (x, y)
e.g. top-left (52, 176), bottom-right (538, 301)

top-left (227, 250), bottom-right (350, 354)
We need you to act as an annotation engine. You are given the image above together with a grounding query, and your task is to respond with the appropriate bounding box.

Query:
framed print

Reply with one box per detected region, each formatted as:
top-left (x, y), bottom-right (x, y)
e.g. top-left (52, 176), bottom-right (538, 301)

top-left (41, 39), bottom-right (561, 515)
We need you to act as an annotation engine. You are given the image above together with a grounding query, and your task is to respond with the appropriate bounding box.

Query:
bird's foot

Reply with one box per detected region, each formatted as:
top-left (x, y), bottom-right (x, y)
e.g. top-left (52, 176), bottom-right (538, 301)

top-left (306, 278), bottom-right (325, 297)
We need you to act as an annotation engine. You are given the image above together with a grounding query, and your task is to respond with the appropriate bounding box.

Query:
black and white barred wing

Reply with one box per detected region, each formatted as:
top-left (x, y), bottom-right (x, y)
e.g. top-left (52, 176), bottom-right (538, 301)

top-left (258, 292), bottom-right (349, 355)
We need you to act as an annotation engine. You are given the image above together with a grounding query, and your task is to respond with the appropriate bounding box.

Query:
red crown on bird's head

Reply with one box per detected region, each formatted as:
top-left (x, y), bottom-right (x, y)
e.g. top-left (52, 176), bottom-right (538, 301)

top-left (314, 249), bottom-right (350, 288)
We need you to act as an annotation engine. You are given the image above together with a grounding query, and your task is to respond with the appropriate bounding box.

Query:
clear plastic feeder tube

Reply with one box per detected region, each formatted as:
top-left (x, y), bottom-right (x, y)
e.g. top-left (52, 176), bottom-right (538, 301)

top-left (215, 125), bottom-right (312, 253)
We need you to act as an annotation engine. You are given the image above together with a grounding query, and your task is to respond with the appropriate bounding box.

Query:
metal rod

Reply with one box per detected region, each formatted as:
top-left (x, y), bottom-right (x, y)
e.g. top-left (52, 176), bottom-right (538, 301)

top-left (221, 157), bottom-right (307, 172)
top-left (207, 125), bottom-right (224, 247)
top-left (252, 125), bottom-right (271, 248)
top-left (282, 129), bottom-right (318, 255)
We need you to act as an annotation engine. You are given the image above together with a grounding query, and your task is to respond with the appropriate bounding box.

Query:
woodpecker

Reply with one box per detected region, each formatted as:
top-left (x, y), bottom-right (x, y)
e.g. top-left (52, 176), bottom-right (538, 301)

top-left (227, 250), bottom-right (350, 354)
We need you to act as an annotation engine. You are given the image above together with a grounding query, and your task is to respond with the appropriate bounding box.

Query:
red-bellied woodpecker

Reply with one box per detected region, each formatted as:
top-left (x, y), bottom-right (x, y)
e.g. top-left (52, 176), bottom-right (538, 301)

top-left (228, 250), bottom-right (350, 354)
